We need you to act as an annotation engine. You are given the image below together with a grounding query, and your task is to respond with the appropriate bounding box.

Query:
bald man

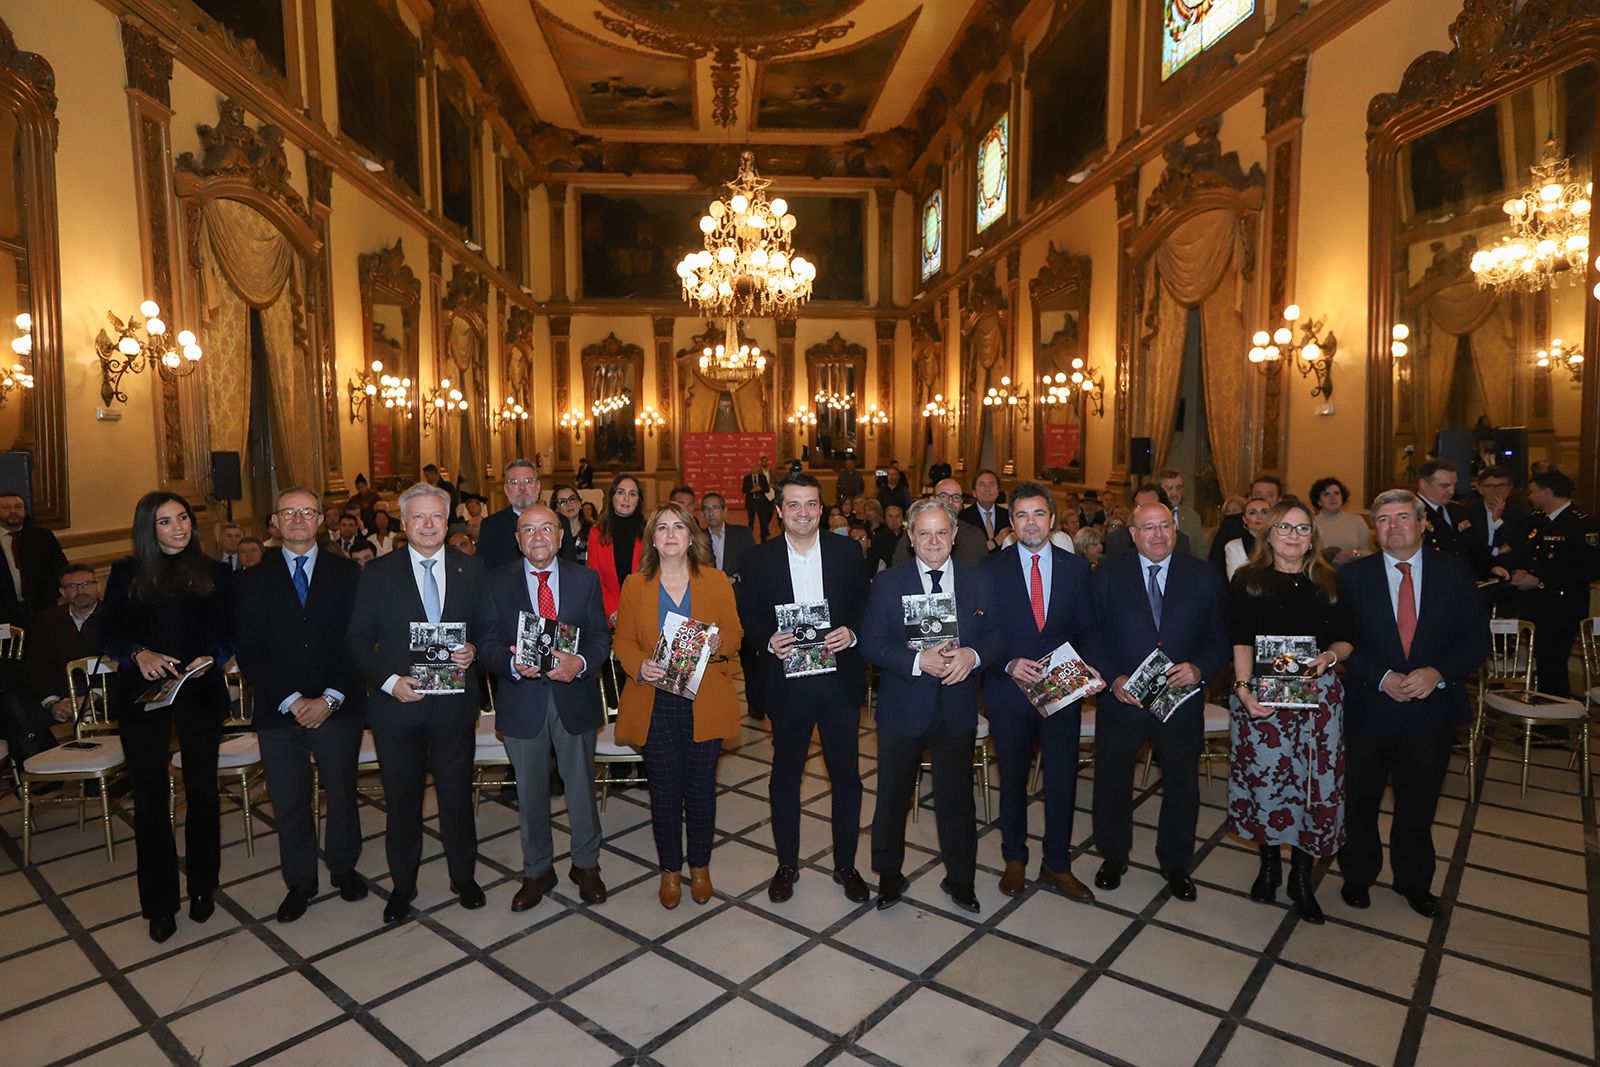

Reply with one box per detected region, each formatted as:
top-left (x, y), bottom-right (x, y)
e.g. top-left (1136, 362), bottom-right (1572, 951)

top-left (890, 479), bottom-right (988, 568)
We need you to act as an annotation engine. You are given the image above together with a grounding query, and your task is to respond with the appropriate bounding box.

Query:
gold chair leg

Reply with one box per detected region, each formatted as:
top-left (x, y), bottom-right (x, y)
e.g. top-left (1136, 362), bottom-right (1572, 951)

top-left (979, 743), bottom-right (991, 823)
top-left (99, 776), bottom-right (114, 860)
top-left (597, 766), bottom-right (611, 812)
top-left (912, 763), bottom-right (922, 823)
top-left (168, 773), bottom-right (176, 830)
top-left (1029, 749), bottom-right (1042, 795)
top-left (1141, 747), bottom-right (1153, 787)
top-left (1521, 723), bottom-right (1533, 798)
top-left (76, 780), bottom-right (86, 832)
top-left (312, 765), bottom-right (321, 844)
top-left (241, 773), bottom-right (254, 858)
top-left (21, 780), bottom-right (31, 865)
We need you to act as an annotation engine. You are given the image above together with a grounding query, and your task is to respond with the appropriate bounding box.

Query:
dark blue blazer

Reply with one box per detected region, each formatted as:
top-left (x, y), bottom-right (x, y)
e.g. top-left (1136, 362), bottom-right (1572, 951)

top-left (1336, 549), bottom-right (1489, 739)
top-left (735, 532), bottom-right (868, 714)
top-left (475, 506), bottom-right (520, 572)
top-left (481, 557), bottom-right (611, 738)
top-left (859, 559), bottom-right (1001, 738)
top-left (1088, 550), bottom-right (1228, 722)
top-left (982, 544), bottom-right (1102, 720)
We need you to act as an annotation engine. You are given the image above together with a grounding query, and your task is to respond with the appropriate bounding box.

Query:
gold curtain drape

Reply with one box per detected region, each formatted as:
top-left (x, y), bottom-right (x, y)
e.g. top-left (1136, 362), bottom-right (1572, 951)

top-left (1423, 281), bottom-right (1511, 431)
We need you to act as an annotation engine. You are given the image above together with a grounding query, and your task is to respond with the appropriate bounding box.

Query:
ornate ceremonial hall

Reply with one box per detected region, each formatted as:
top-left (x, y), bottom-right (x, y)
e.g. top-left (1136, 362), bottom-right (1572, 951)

top-left (0, 0), bottom-right (1597, 1064)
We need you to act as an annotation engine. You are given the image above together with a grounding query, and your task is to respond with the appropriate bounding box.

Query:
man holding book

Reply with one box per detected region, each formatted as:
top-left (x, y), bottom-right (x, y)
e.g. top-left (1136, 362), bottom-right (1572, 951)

top-left (983, 482), bottom-right (1103, 902)
top-left (736, 473), bottom-right (871, 904)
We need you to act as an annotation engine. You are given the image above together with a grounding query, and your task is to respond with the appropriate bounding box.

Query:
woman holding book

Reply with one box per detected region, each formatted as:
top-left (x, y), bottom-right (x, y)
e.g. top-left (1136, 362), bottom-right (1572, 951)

top-left (100, 492), bottom-right (234, 943)
top-left (1226, 498), bottom-right (1352, 923)
top-left (612, 502), bottom-right (743, 909)
top-left (586, 474), bottom-right (644, 626)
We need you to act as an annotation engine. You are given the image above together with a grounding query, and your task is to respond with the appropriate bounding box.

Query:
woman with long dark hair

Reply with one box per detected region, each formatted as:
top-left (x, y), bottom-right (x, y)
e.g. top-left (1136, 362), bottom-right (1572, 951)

top-left (586, 474), bottom-right (644, 625)
top-left (100, 492), bottom-right (234, 942)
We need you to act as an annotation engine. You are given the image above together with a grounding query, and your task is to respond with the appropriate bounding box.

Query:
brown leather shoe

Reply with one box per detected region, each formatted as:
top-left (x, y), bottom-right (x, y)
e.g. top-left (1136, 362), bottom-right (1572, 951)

top-left (999, 860), bottom-right (1027, 897)
top-left (511, 869), bottom-right (558, 912)
top-left (569, 865), bottom-right (607, 904)
top-left (1039, 863), bottom-right (1096, 904)
top-left (689, 865), bottom-right (713, 904)
top-left (659, 871), bottom-right (682, 909)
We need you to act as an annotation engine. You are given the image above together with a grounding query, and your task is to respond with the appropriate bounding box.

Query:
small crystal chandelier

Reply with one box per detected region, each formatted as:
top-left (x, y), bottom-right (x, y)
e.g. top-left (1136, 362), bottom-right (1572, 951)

top-left (698, 325), bottom-right (768, 387)
top-left (1535, 337), bottom-right (1584, 382)
top-left (1471, 138), bottom-right (1592, 293)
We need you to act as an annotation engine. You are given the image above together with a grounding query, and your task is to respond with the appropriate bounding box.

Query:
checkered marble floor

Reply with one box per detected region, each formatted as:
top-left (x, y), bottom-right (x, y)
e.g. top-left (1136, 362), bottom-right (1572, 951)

top-left (0, 715), bottom-right (1593, 1067)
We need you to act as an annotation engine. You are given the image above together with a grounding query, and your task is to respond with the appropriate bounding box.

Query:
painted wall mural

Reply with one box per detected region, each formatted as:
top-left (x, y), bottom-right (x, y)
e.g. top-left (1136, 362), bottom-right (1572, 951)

top-left (536, 4), bottom-right (695, 129)
top-left (752, 13), bottom-right (917, 132)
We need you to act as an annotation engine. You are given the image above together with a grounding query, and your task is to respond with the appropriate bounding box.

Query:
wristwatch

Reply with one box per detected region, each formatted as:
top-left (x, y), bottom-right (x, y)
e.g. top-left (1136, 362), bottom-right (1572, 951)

top-left (322, 694), bottom-right (342, 713)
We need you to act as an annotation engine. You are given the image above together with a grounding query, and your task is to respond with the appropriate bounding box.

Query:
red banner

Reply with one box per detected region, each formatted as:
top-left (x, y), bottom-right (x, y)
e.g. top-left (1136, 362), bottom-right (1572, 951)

top-left (682, 432), bottom-right (776, 513)
top-left (371, 424), bottom-right (393, 478)
top-left (1043, 423), bottom-right (1080, 469)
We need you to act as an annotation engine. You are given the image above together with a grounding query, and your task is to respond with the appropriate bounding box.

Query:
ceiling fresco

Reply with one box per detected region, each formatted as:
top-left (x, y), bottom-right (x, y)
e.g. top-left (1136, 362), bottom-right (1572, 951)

top-left (752, 10), bottom-right (919, 132)
top-left (534, 4), bottom-right (697, 128)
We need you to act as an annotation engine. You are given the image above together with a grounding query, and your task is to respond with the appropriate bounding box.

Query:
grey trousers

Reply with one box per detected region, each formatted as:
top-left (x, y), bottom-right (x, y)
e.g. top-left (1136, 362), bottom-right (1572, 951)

top-left (257, 714), bottom-right (364, 890)
top-left (502, 699), bottom-right (602, 877)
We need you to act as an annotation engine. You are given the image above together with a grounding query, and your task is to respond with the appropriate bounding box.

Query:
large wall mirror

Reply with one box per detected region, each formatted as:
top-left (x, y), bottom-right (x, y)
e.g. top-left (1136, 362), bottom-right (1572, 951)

top-left (1029, 244), bottom-right (1090, 483)
top-left (582, 333), bottom-right (642, 469)
top-left (438, 263), bottom-right (489, 496)
top-left (805, 332), bottom-right (866, 464)
top-left (1367, 3), bottom-right (1600, 501)
top-left (359, 240), bottom-right (421, 487)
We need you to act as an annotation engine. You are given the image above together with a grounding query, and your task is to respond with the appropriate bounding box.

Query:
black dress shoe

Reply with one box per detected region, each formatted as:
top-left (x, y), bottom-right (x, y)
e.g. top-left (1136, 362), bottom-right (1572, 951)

top-left (940, 878), bottom-right (980, 914)
top-left (1094, 858), bottom-right (1127, 891)
top-left (1285, 852), bottom-right (1323, 924)
top-left (1249, 846), bottom-right (1282, 903)
top-left (833, 867), bottom-right (871, 903)
top-left (1339, 882), bottom-right (1371, 909)
top-left (1160, 867), bottom-right (1197, 902)
top-left (767, 865), bottom-right (799, 903)
top-left (277, 885), bottom-right (316, 924)
top-left (875, 872), bottom-right (908, 910)
top-left (1397, 887), bottom-right (1441, 918)
top-left (148, 915), bottom-right (177, 943)
top-left (330, 871), bottom-right (369, 902)
top-left (383, 885), bottom-right (415, 924)
top-left (189, 893), bottom-right (215, 923)
top-left (452, 880), bottom-right (487, 909)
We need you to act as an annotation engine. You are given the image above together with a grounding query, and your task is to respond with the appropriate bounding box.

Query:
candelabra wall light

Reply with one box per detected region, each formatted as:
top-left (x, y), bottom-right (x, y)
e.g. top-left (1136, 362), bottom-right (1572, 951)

top-left (1248, 304), bottom-right (1338, 408)
top-left (1390, 323), bottom-right (1410, 360)
top-left (1037, 357), bottom-right (1105, 418)
top-left (982, 375), bottom-right (1031, 430)
top-left (857, 403), bottom-right (889, 437)
top-left (93, 300), bottom-right (203, 407)
top-left (634, 406), bottom-right (665, 437)
top-left (495, 396), bottom-right (530, 433)
top-left (421, 378), bottom-right (467, 435)
top-left (1535, 337), bottom-right (1585, 382)
top-left (347, 359), bottom-right (413, 422)
top-left (814, 389), bottom-right (853, 411)
top-left (592, 392), bottom-right (631, 417)
top-left (4, 314), bottom-right (36, 408)
top-left (559, 407), bottom-right (592, 444)
top-left (787, 405), bottom-right (817, 428)
top-left (921, 393), bottom-right (949, 423)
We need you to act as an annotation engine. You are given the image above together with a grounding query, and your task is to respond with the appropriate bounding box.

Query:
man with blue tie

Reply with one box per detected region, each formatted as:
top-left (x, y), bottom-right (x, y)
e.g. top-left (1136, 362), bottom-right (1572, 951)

top-left (1337, 489), bottom-right (1488, 917)
top-left (1089, 502), bottom-right (1229, 902)
top-left (483, 505), bottom-right (612, 910)
top-left (861, 498), bottom-right (1001, 912)
top-left (983, 482), bottom-right (1103, 902)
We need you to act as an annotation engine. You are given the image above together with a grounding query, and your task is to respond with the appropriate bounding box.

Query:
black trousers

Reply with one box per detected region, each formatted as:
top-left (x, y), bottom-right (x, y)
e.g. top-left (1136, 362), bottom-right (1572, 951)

top-left (257, 715), bottom-right (364, 890)
top-left (1092, 701), bottom-right (1202, 869)
top-left (990, 700), bottom-right (1083, 871)
top-left (1531, 606), bottom-right (1581, 698)
top-left (769, 699), bottom-right (861, 869)
top-left (1339, 726), bottom-right (1454, 894)
top-left (748, 497), bottom-right (773, 540)
top-left (872, 714), bottom-right (976, 887)
top-left (371, 707), bottom-right (477, 890)
top-left (118, 690), bottom-right (224, 919)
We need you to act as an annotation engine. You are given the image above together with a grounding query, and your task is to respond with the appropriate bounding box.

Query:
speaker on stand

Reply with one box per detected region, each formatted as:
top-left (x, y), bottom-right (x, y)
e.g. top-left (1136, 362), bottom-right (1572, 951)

top-left (210, 451), bottom-right (241, 522)
top-left (1130, 436), bottom-right (1153, 478)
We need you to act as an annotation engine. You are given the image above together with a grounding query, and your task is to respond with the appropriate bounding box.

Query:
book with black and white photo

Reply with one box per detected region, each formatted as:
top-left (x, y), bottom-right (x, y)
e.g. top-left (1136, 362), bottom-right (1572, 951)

top-left (650, 612), bottom-right (718, 698)
top-left (515, 611), bottom-right (581, 673)
top-left (1017, 640), bottom-right (1104, 716)
top-left (409, 621), bottom-right (467, 694)
top-left (774, 601), bottom-right (835, 677)
top-left (902, 592), bottom-right (958, 652)
top-left (136, 656), bottom-right (215, 710)
top-left (1123, 646), bottom-right (1198, 723)
top-left (1253, 634), bottom-right (1321, 709)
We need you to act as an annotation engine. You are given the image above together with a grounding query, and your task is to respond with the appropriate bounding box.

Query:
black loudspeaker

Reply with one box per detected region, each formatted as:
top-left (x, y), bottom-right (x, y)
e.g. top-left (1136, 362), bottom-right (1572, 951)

top-left (1492, 426), bottom-right (1528, 486)
top-left (0, 452), bottom-right (32, 513)
top-left (210, 451), bottom-right (242, 501)
top-left (1433, 431), bottom-right (1476, 482)
top-left (1130, 436), bottom-right (1153, 477)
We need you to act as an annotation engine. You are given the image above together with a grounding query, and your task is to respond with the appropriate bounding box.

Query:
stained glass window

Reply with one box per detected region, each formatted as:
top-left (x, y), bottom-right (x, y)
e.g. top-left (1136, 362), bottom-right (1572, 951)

top-left (920, 190), bottom-right (943, 281)
top-left (975, 113), bottom-right (1009, 234)
top-left (1162, 0), bottom-right (1253, 81)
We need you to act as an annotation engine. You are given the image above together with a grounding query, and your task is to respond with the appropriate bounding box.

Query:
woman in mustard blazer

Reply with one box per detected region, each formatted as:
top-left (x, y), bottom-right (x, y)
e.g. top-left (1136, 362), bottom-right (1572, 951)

top-left (613, 502), bottom-right (743, 909)
top-left (586, 474), bottom-right (644, 624)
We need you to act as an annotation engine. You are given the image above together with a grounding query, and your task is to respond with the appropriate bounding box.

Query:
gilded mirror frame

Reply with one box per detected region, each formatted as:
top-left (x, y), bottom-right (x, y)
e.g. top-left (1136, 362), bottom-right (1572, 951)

top-left (358, 239), bottom-right (421, 488)
top-left (804, 332), bottom-right (867, 466)
top-left (436, 261), bottom-right (490, 495)
top-left (1028, 244), bottom-right (1091, 484)
top-left (581, 332), bottom-right (645, 472)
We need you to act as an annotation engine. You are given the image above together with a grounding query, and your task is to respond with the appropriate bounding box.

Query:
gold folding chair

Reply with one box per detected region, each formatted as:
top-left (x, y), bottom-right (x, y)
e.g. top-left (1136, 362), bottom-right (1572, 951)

top-left (913, 713), bottom-right (993, 823)
top-left (1471, 618), bottom-right (1588, 800)
top-left (1141, 701), bottom-right (1231, 786)
top-left (594, 655), bottom-right (644, 810)
top-left (20, 655), bottom-right (124, 864)
top-left (472, 678), bottom-right (513, 812)
top-left (168, 661), bottom-right (264, 855)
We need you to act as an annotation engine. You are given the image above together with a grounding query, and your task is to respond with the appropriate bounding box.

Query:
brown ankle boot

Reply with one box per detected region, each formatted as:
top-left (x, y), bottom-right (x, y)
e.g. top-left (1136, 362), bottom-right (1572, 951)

top-left (659, 871), bottom-right (682, 910)
top-left (689, 866), bottom-right (713, 904)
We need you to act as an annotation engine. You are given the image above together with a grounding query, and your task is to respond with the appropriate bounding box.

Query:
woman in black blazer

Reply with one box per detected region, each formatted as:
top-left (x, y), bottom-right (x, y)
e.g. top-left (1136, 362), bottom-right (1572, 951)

top-left (100, 492), bottom-right (233, 943)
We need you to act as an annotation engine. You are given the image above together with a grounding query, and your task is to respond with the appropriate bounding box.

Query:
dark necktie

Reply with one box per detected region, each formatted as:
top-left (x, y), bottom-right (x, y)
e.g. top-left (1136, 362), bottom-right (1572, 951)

top-left (928, 568), bottom-right (943, 594)
top-left (292, 555), bottom-right (309, 607)
top-left (1147, 563), bottom-right (1163, 631)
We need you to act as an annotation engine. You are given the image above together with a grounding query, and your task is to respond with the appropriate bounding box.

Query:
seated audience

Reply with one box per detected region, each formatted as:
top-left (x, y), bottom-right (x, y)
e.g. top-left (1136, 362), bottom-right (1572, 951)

top-left (28, 563), bottom-right (104, 725)
top-left (1311, 477), bottom-right (1371, 564)
top-left (1224, 497), bottom-right (1273, 579)
top-left (237, 537), bottom-right (265, 569)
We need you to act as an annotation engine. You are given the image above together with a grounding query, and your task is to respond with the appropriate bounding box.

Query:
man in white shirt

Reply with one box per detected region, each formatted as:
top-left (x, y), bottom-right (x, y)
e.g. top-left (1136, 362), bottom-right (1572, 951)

top-left (958, 469), bottom-right (1010, 552)
top-left (701, 492), bottom-right (753, 575)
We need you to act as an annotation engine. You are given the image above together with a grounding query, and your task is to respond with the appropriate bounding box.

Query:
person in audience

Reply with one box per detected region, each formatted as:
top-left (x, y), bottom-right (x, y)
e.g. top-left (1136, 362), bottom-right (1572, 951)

top-left (100, 491), bottom-right (233, 943)
top-left (483, 505), bottom-right (612, 911)
top-left (927, 455), bottom-right (953, 487)
top-left (836, 453), bottom-right (865, 504)
top-left (1089, 501), bottom-right (1228, 903)
top-left (550, 484), bottom-right (591, 565)
top-left (478, 460), bottom-right (541, 573)
top-left (742, 456), bottom-right (776, 541)
top-left (1073, 525), bottom-right (1104, 566)
top-left (237, 538), bottom-right (265, 569)
top-left (700, 492), bottom-right (752, 575)
top-left (347, 539), bottom-right (376, 568)
top-left (447, 531), bottom-right (475, 556)
top-left (575, 456), bottom-right (595, 490)
top-left (347, 473), bottom-right (381, 531)
top-left (1227, 498), bottom-right (1353, 923)
top-left (580, 500), bottom-right (599, 525)
top-left (1223, 497), bottom-right (1273, 579)
top-left (861, 498), bottom-right (1001, 913)
top-left (423, 463), bottom-right (459, 513)
top-left (368, 509), bottom-right (398, 556)
top-left (1458, 465), bottom-right (1530, 579)
top-left (827, 513), bottom-right (851, 536)
top-left (958, 469), bottom-right (1010, 552)
top-left (321, 504), bottom-right (345, 544)
top-left (1219, 495), bottom-right (1246, 520)
top-left (612, 502), bottom-right (743, 909)
top-left (1056, 508), bottom-right (1083, 551)
top-left (1157, 468), bottom-right (1204, 557)
top-left (215, 522), bottom-right (244, 570)
top-left (1081, 490), bottom-right (1106, 528)
top-left (1338, 489), bottom-right (1488, 917)
top-left (670, 485), bottom-right (698, 515)
top-left (345, 482), bottom-right (489, 923)
top-left (28, 563), bottom-right (104, 725)
top-left (984, 482), bottom-right (1103, 903)
top-left (0, 490), bottom-right (67, 626)
top-left (861, 500), bottom-right (894, 573)
top-left (891, 480), bottom-right (987, 567)
top-left (332, 513), bottom-right (361, 557)
top-left (1105, 484), bottom-right (1194, 560)
top-left (737, 474), bottom-right (870, 905)
top-left (235, 487), bottom-right (369, 923)
top-left (1310, 477), bottom-right (1371, 564)
top-left (587, 475), bottom-right (644, 626)
top-left (877, 465), bottom-right (913, 517)
top-left (1414, 459), bottom-right (1474, 567)
top-left (462, 497), bottom-right (487, 541)
top-left (1211, 474), bottom-right (1283, 574)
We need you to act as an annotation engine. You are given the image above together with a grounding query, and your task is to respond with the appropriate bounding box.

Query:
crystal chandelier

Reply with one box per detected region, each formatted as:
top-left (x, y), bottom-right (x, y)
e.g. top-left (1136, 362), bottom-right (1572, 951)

top-left (698, 329), bottom-right (768, 388)
top-left (1471, 138), bottom-right (1592, 293)
top-left (677, 152), bottom-right (816, 321)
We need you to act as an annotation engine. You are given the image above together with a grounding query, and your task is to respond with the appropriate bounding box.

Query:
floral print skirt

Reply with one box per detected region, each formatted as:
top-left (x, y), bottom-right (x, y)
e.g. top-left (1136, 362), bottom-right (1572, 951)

top-left (1227, 672), bottom-right (1346, 858)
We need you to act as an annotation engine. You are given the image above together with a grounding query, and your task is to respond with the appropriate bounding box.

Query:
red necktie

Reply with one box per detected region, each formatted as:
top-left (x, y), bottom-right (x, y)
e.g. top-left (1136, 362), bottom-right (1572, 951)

top-left (1395, 561), bottom-right (1417, 658)
top-left (534, 570), bottom-right (556, 620)
top-left (1030, 553), bottom-right (1046, 632)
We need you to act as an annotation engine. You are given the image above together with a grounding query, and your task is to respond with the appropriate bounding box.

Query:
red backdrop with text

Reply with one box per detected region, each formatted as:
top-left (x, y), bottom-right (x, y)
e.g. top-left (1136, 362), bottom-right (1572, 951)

top-left (682, 432), bottom-right (776, 513)
top-left (1043, 424), bottom-right (1080, 469)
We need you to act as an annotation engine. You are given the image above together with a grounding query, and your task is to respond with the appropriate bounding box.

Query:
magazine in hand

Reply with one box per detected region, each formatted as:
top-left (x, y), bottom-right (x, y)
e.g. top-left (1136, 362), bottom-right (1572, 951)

top-left (515, 611), bottom-right (581, 673)
top-left (774, 601), bottom-right (835, 677)
top-left (902, 592), bottom-right (959, 652)
top-left (409, 621), bottom-right (467, 694)
top-left (1123, 646), bottom-right (1198, 722)
top-left (650, 612), bottom-right (718, 698)
top-left (1253, 634), bottom-right (1321, 709)
top-left (1017, 640), bottom-right (1104, 716)
top-left (136, 656), bottom-right (215, 709)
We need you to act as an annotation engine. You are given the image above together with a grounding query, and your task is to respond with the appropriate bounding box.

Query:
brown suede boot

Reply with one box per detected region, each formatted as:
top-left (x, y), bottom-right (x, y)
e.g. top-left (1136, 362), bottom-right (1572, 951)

top-left (689, 866), bottom-right (713, 904)
top-left (659, 871), bottom-right (682, 910)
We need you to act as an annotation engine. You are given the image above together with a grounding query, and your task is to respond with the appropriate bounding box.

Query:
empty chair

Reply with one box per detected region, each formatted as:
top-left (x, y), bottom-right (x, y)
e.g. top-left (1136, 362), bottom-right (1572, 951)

top-left (19, 655), bottom-right (125, 864)
top-left (1473, 618), bottom-right (1588, 799)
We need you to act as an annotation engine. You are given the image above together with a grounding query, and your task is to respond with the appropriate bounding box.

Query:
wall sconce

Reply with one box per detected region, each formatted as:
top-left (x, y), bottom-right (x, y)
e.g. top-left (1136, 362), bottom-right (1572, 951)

top-left (93, 300), bottom-right (203, 407)
top-left (1037, 357), bottom-right (1106, 418)
top-left (787, 405), bottom-right (816, 427)
top-left (814, 389), bottom-right (853, 411)
top-left (347, 359), bottom-right (385, 422)
top-left (857, 403), bottom-right (889, 436)
top-left (1248, 304), bottom-right (1337, 401)
top-left (982, 375), bottom-right (1031, 430)
top-left (4, 314), bottom-right (36, 409)
top-left (1390, 323), bottom-right (1410, 360)
top-left (1535, 337), bottom-right (1584, 382)
top-left (921, 392), bottom-right (949, 422)
top-left (495, 397), bottom-right (530, 434)
top-left (634, 406), bottom-right (665, 437)
top-left (592, 392), bottom-right (631, 417)
top-left (559, 407), bottom-right (591, 443)
top-left (421, 378), bottom-right (467, 435)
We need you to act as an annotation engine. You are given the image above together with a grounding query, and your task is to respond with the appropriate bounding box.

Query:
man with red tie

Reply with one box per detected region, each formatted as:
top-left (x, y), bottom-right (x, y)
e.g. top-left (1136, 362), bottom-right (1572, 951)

top-left (1336, 489), bottom-right (1488, 918)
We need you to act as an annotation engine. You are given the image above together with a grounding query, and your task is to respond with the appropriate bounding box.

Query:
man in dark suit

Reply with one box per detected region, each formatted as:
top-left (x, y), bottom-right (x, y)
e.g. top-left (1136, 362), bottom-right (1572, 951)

top-left (891, 479), bottom-right (987, 568)
top-left (482, 504), bottom-right (612, 911)
top-left (214, 522), bottom-right (244, 571)
top-left (1458, 466), bottom-right (1531, 575)
top-left (332, 514), bottom-right (361, 557)
top-left (861, 498), bottom-right (1002, 913)
top-left (1209, 474), bottom-right (1282, 575)
top-left (1415, 459), bottom-right (1475, 568)
top-left (957, 468), bottom-right (1009, 553)
top-left (983, 482), bottom-right (1104, 902)
top-left (1103, 484), bottom-right (1194, 560)
top-left (423, 463), bottom-right (460, 513)
top-left (1338, 489), bottom-right (1489, 917)
top-left (743, 456), bottom-right (776, 541)
top-left (476, 458), bottom-right (541, 571)
top-left (737, 473), bottom-right (871, 904)
top-left (0, 491), bottom-right (68, 625)
top-left (836, 454), bottom-right (865, 505)
top-left (346, 482), bottom-right (491, 922)
top-left (27, 563), bottom-right (103, 727)
top-left (235, 488), bottom-right (369, 922)
top-left (702, 493), bottom-right (754, 575)
top-left (574, 457), bottom-right (595, 490)
top-left (1089, 502), bottom-right (1229, 902)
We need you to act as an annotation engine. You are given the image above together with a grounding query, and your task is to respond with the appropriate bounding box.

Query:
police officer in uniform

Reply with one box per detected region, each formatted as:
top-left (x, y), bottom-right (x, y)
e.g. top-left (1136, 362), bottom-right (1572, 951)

top-left (1415, 460), bottom-right (1477, 568)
